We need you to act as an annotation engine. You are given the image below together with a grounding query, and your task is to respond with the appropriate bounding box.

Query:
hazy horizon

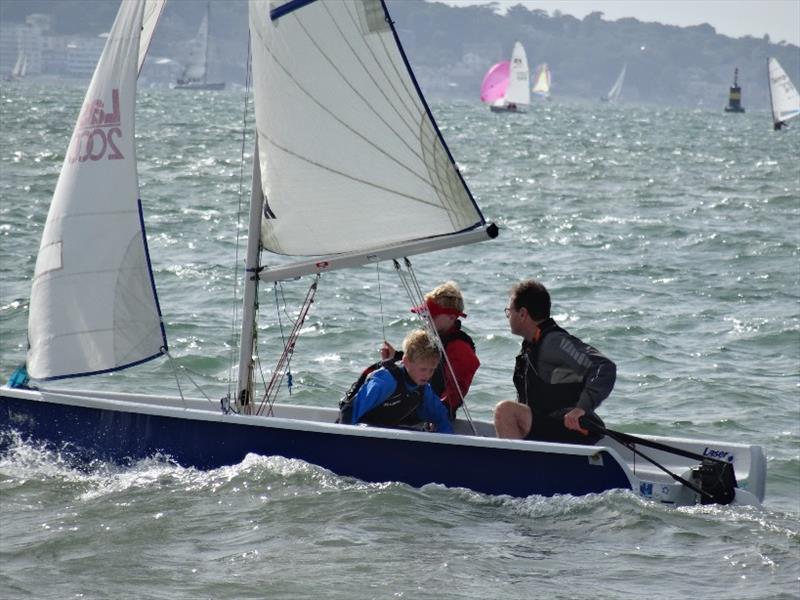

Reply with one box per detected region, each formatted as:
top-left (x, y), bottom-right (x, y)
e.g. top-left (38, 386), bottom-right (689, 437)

top-left (436, 0), bottom-right (800, 46)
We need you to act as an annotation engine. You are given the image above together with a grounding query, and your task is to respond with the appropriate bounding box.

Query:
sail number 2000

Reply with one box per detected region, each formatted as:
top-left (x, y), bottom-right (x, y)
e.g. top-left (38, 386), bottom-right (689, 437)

top-left (68, 127), bottom-right (124, 163)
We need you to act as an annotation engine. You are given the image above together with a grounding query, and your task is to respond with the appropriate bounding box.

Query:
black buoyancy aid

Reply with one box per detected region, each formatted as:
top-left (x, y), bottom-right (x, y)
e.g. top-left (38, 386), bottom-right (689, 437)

top-left (513, 318), bottom-right (584, 416)
top-left (338, 363), bottom-right (424, 427)
top-left (429, 322), bottom-right (475, 397)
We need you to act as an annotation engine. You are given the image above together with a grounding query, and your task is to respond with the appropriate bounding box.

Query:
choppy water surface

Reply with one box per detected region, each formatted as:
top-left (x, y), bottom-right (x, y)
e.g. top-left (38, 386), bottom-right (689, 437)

top-left (1, 82), bottom-right (798, 599)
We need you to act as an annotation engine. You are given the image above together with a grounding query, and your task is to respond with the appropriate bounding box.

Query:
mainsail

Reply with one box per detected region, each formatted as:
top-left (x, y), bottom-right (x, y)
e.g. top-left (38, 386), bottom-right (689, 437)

top-left (249, 0), bottom-right (489, 263)
top-left (503, 42), bottom-right (530, 107)
top-left (27, 0), bottom-right (167, 380)
top-left (179, 4), bottom-right (210, 84)
top-left (768, 57), bottom-right (800, 129)
top-left (605, 63), bottom-right (626, 103)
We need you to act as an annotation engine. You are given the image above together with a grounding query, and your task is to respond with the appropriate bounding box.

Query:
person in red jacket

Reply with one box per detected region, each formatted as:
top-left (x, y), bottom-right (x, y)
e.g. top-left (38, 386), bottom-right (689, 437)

top-left (381, 282), bottom-right (480, 419)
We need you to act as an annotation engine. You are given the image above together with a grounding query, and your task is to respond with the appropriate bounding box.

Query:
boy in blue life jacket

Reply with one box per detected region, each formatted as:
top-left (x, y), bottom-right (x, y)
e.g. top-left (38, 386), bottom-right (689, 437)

top-left (340, 329), bottom-right (454, 433)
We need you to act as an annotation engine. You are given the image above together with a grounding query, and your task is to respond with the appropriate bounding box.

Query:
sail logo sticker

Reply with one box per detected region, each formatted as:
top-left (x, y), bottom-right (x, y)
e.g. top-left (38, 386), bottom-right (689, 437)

top-left (68, 88), bottom-right (124, 163)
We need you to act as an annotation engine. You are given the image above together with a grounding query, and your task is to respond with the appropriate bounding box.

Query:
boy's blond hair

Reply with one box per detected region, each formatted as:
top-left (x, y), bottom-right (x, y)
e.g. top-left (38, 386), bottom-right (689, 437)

top-left (402, 329), bottom-right (441, 363)
top-left (425, 281), bottom-right (464, 313)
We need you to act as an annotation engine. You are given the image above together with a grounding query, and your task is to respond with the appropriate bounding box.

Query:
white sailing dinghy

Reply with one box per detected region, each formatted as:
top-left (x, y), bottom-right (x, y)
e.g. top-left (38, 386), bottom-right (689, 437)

top-left (601, 63), bottom-right (626, 103)
top-left (767, 57), bottom-right (800, 130)
top-left (4, 46), bottom-right (27, 81)
top-left (482, 42), bottom-right (530, 113)
top-left (1, 0), bottom-right (766, 507)
top-left (174, 1), bottom-right (225, 90)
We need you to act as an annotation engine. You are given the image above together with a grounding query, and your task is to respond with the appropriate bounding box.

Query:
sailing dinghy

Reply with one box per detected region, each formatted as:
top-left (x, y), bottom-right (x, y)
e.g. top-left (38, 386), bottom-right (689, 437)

top-left (531, 63), bottom-right (551, 100)
top-left (767, 57), bottom-right (800, 130)
top-left (480, 42), bottom-right (530, 113)
top-left (601, 63), bottom-right (626, 103)
top-left (1, 0), bottom-right (766, 507)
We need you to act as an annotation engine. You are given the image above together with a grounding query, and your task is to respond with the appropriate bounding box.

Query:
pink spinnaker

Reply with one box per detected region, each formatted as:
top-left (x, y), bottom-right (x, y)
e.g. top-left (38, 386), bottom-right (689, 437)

top-left (480, 61), bottom-right (510, 103)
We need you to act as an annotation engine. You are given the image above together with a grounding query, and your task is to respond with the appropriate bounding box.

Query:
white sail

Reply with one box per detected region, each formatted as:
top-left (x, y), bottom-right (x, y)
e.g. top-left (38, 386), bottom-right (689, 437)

top-left (249, 0), bottom-right (488, 263)
top-left (503, 42), bottom-right (530, 107)
top-left (606, 63), bottom-right (626, 103)
top-left (532, 63), bottom-right (551, 98)
top-left (10, 51), bottom-right (26, 78)
top-left (181, 7), bottom-right (210, 83)
top-left (768, 57), bottom-right (800, 127)
top-left (27, 0), bottom-right (167, 381)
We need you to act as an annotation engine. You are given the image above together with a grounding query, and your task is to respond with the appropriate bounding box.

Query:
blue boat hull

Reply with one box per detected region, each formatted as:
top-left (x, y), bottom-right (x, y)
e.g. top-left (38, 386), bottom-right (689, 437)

top-left (1, 390), bottom-right (634, 498)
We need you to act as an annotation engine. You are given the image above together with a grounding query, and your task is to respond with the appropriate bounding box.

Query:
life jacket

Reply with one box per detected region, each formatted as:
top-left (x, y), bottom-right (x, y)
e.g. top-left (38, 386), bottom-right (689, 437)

top-left (513, 318), bottom-right (584, 417)
top-left (338, 363), bottom-right (424, 427)
top-left (429, 321), bottom-right (475, 397)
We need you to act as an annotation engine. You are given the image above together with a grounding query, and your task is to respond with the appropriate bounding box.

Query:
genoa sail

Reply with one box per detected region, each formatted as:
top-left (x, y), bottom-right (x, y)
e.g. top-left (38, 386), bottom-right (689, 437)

top-left (768, 57), bottom-right (800, 129)
top-left (249, 0), bottom-right (490, 266)
top-left (27, 0), bottom-right (167, 381)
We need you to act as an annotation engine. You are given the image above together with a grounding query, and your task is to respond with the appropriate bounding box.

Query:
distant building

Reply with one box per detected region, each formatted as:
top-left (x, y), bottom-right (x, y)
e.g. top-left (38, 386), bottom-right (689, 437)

top-left (63, 35), bottom-right (106, 79)
top-left (0, 20), bottom-right (43, 76)
top-left (1, 11), bottom-right (105, 80)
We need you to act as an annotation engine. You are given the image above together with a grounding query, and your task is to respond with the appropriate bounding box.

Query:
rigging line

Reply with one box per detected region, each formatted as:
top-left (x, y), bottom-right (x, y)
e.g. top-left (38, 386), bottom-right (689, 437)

top-left (403, 259), bottom-right (479, 436)
top-left (256, 42), bottom-right (436, 193)
top-left (324, 2), bottom-right (422, 138)
top-left (258, 276), bottom-right (319, 416)
top-left (256, 128), bottom-right (448, 211)
top-left (228, 31), bottom-right (253, 399)
top-left (172, 355), bottom-right (218, 408)
top-left (164, 349), bottom-right (187, 410)
top-left (255, 282), bottom-right (290, 416)
top-left (377, 261), bottom-right (386, 342)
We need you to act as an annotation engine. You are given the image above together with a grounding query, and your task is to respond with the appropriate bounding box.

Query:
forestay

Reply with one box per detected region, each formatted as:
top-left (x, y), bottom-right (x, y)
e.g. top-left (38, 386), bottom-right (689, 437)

top-left (27, 0), bottom-right (167, 380)
top-left (249, 0), bottom-right (488, 260)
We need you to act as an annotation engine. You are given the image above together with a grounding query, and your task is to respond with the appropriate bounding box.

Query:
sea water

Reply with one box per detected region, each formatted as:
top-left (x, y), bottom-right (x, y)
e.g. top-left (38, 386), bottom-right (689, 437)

top-left (0, 83), bottom-right (798, 599)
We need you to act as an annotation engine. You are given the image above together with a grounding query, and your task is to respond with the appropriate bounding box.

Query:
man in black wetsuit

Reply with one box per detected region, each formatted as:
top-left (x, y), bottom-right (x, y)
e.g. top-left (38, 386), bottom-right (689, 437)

top-left (494, 279), bottom-right (616, 444)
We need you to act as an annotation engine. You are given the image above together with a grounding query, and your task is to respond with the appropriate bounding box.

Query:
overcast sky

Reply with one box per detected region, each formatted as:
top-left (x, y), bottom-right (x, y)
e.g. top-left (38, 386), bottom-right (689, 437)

top-left (434, 0), bottom-right (800, 45)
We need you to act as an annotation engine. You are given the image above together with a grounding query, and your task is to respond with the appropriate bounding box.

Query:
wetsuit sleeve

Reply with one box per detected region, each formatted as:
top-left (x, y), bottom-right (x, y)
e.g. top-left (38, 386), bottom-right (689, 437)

top-left (441, 339), bottom-right (480, 410)
top-left (350, 369), bottom-right (396, 424)
top-left (542, 333), bottom-right (616, 413)
top-left (417, 386), bottom-right (454, 433)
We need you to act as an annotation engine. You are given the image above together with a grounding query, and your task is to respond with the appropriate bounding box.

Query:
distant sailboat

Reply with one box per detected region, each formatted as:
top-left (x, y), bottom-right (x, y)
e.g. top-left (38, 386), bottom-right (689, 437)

top-left (531, 63), bottom-right (551, 100)
top-left (480, 42), bottom-right (529, 113)
top-left (767, 57), bottom-right (800, 130)
top-left (724, 67), bottom-right (745, 113)
top-left (4, 48), bottom-right (27, 82)
top-left (601, 63), bottom-right (626, 103)
top-left (174, 1), bottom-right (225, 90)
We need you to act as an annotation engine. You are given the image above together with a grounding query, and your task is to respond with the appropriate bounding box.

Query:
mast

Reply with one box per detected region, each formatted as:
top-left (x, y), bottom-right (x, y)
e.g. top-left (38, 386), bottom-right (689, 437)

top-left (203, 1), bottom-right (211, 85)
top-left (236, 140), bottom-right (263, 412)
